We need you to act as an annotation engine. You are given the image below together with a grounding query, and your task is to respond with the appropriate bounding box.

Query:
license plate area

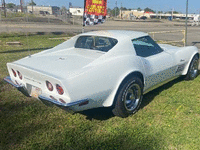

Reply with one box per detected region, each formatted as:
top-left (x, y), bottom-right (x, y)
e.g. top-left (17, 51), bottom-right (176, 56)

top-left (30, 86), bottom-right (42, 98)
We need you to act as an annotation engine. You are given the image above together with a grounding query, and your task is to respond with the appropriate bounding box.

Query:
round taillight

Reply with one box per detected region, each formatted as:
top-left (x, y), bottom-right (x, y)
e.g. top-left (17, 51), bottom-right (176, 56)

top-left (56, 84), bottom-right (64, 95)
top-left (50, 96), bottom-right (57, 101)
top-left (17, 71), bottom-right (22, 80)
top-left (59, 98), bottom-right (66, 104)
top-left (46, 81), bottom-right (53, 91)
top-left (11, 69), bottom-right (17, 77)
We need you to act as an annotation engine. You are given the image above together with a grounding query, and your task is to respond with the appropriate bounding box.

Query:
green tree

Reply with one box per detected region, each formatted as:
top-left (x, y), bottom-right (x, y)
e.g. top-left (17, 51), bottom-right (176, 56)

top-left (113, 7), bottom-right (120, 17)
top-left (107, 7), bottom-right (120, 17)
top-left (7, 3), bottom-right (16, 9)
top-left (107, 8), bottom-right (112, 16)
top-left (144, 7), bottom-right (155, 13)
top-left (167, 11), bottom-right (179, 14)
top-left (120, 7), bottom-right (127, 11)
top-left (137, 7), bottom-right (142, 11)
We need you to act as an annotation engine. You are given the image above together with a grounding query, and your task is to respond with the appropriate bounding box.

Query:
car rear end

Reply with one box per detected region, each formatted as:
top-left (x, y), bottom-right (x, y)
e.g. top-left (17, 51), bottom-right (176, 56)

top-left (4, 62), bottom-right (89, 112)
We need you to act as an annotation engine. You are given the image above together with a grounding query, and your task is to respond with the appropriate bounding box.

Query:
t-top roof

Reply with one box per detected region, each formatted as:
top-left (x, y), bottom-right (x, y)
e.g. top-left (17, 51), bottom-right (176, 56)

top-left (80, 30), bottom-right (148, 40)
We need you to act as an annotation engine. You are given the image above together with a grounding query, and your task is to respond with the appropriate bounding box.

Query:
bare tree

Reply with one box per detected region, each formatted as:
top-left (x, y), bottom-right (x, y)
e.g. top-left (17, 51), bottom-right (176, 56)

top-left (60, 6), bottom-right (67, 15)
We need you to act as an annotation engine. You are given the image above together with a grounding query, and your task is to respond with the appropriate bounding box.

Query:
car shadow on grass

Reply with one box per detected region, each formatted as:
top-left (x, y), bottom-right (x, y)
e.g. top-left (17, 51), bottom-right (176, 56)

top-left (140, 76), bottom-right (186, 109)
top-left (79, 107), bottom-right (115, 121)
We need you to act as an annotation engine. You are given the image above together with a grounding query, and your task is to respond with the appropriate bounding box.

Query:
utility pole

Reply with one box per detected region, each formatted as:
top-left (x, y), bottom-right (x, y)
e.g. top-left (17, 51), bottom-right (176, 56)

top-left (185, 0), bottom-right (188, 46)
top-left (120, 2), bottom-right (122, 19)
top-left (31, 0), bottom-right (33, 14)
top-left (2, 0), bottom-right (6, 17)
top-left (160, 11), bottom-right (162, 19)
top-left (115, 0), bottom-right (117, 18)
top-left (20, 0), bottom-right (23, 12)
top-left (0, 1), bottom-right (1, 23)
top-left (171, 8), bottom-right (174, 20)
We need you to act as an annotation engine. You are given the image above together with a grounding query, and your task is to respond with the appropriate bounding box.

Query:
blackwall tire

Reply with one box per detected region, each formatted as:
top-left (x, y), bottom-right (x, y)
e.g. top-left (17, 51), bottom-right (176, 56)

top-left (185, 55), bottom-right (199, 80)
top-left (112, 76), bottom-right (143, 118)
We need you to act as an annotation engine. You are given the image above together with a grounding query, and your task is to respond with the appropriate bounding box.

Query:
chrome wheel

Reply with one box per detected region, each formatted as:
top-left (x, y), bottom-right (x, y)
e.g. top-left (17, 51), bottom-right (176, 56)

top-left (112, 76), bottom-right (143, 118)
top-left (123, 84), bottom-right (141, 111)
top-left (189, 58), bottom-right (199, 78)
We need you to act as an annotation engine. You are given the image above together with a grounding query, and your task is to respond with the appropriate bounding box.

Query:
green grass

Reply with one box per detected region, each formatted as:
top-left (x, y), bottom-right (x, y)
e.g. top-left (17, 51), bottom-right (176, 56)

top-left (0, 33), bottom-right (200, 149)
top-left (0, 12), bottom-right (35, 19)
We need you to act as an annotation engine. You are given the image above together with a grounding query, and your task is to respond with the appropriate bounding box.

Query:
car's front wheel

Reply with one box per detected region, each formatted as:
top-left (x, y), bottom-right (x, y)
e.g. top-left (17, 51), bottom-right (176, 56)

top-left (112, 76), bottom-right (143, 118)
top-left (185, 55), bottom-right (199, 80)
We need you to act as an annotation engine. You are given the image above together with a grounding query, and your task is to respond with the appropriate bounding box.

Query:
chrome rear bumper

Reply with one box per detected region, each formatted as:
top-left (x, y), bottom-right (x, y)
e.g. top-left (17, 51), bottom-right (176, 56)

top-left (3, 76), bottom-right (30, 97)
top-left (38, 95), bottom-right (88, 110)
top-left (4, 76), bottom-right (89, 111)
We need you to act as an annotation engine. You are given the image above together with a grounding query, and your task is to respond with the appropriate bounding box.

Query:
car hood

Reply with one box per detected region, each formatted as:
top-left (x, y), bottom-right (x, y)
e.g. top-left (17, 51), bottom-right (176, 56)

top-left (13, 48), bottom-right (105, 79)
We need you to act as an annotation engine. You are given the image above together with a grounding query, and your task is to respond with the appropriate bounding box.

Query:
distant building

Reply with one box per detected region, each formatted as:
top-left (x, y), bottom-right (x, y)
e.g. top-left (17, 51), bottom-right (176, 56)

top-left (15, 5), bottom-right (27, 13)
top-left (120, 9), bottom-right (195, 20)
top-left (69, 7), bottom-right (84, 16)
top-left (119, 10), bottom-right (148, 19)
top-left (145, 11), bottom-right (155, 18)
top-left (0, 5), bottom-right (27, 13)
top-left (27, 5), bottom-right (60, 15)
top-left (150, 13), bottom-right (196, 20)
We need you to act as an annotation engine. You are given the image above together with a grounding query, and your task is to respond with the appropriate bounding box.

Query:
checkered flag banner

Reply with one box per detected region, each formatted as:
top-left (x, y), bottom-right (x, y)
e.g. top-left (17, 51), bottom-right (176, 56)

top-left (83, 0), bottom-right (107, 26)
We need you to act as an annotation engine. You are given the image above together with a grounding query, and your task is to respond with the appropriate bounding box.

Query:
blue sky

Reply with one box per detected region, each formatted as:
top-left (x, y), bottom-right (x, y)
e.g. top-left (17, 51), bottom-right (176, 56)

top-left (6, 0), bottom-right (200, 14)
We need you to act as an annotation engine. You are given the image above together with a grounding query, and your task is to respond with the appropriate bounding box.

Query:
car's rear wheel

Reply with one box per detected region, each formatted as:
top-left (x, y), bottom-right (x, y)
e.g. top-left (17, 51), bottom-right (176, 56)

top-left (112, 76), bottom-right (143, 118)
top-left (185, 55), bottom-right (199, 80)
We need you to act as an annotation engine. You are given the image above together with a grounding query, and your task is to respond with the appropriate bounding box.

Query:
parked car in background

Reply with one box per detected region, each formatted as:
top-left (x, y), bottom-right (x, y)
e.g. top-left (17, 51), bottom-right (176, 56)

top-left (139, 16), bottom-right (147, 20)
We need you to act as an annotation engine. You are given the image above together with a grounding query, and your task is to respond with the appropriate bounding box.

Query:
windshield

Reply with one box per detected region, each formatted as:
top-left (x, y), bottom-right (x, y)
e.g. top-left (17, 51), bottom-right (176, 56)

top-left (75, 36), bottom-right (118, 52)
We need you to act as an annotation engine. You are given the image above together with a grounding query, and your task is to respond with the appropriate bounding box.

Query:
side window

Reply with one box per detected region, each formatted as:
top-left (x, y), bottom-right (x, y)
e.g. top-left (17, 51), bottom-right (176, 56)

top-left (94, 37), bottom-right (118, 52)
top-left (132, 36), bottom-right (163, 57)
top-left (75, 36), bottom-right (94, 49)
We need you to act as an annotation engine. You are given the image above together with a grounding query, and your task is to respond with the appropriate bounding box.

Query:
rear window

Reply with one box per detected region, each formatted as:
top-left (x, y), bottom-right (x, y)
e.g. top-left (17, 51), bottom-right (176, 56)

top-left (75, 36), bottom-right (118, 52)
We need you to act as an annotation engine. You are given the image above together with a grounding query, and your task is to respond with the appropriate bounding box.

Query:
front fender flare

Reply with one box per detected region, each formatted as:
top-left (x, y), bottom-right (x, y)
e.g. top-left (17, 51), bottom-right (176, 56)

top-left (102, 71), bottom-right (144, 107)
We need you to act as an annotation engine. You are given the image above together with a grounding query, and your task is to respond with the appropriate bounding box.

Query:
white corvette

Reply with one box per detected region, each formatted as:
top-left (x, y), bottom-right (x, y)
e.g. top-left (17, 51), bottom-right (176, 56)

top-left (4, 30), bottom-right (199, 117)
